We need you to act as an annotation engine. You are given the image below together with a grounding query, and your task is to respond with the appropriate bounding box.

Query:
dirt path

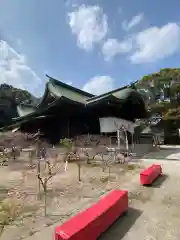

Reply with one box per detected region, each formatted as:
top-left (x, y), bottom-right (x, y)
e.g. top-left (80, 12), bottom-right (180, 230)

top-left (101, 159), bottom-right (180, 240)
top-left (0, 155), bottom-right (180, 240)
top-left (21, 159), bottom-right (180, 240)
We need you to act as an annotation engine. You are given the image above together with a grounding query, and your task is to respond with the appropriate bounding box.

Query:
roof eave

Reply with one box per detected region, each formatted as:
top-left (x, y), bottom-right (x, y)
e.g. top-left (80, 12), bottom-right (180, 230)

top-left (36, 82), bottom-right (50, 108)
top-left (46, 74), bottom-right (95, 98)
top-left (13, 96), bottom-right (85, 122)
top-left (86, 86), bottom-right (129, 102)
top-left (86, 95), bottom-right (124, 106)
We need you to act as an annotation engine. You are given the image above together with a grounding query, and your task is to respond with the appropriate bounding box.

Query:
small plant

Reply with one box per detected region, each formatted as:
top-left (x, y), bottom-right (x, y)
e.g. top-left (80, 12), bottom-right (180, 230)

top-left (60, 138), bottom-right (83, 181)
top-left (101, 154), bottom-right (114, 177)
top-left (0, 151), bottom-right (8, 166)
top-left (127, 163), bottom-right (139, 170)
top-left (59, 138), bottom-right (73, 149)
top-left (0, 198), bottom-right (23, 237)
top-left (67, 151), bottom-right (82, 181)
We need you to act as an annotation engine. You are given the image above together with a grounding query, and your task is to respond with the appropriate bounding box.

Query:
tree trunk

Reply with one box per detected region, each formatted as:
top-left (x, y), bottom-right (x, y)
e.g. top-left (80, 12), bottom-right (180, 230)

top-left (38, 179), bottom-right (41, 199)
top-left (77, 163), bottom-right (81, 181)
top-left (44, 185), bottom-right (47, 216)
top-left (37, 158), bottom-right (41, 199)
top-left (0, 225), bottom-right (4, 237)
top-left (108, 167), bottom-right (111, 177)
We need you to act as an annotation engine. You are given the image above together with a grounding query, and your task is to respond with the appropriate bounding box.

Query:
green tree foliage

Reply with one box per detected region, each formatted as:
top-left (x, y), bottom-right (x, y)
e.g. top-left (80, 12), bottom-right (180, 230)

top-left (0, 84), bottom-right (39, 127)
top-left (135, 68), bottom-right (180, 119)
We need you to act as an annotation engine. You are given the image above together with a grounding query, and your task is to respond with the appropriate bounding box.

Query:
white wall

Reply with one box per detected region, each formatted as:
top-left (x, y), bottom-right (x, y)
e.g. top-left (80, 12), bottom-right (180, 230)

top-left (99, 117), bottom-right (135, 133)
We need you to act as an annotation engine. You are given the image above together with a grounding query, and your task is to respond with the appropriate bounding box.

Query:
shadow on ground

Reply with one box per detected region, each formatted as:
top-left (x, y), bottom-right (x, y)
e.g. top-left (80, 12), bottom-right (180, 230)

top-left (99, 207), bottom-right (142, 240)
top-left (143, 174), bottom-right (169, 189)
top-left (150, 174), bottom-right (169, 188)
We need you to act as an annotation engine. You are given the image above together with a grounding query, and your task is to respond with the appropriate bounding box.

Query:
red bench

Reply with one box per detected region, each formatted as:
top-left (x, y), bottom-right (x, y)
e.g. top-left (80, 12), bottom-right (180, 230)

top-left (55, 190), bottom-right (128, 240)
top-left (140, 164), bottom-right (162, 185)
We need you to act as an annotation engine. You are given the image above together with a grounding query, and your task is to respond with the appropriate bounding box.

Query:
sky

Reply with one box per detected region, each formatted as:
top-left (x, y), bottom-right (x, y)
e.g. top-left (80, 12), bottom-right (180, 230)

top-left (0, 0), bottom-right (180, 97)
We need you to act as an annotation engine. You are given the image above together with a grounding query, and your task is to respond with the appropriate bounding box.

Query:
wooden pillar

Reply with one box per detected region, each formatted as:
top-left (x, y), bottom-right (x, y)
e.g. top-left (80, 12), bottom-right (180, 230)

top-left (125, 130), bottom-right (129, 151)
top-left (131, 133), bottom-right (134, 148)
top-left (117, 130), bottom-right (120, 149)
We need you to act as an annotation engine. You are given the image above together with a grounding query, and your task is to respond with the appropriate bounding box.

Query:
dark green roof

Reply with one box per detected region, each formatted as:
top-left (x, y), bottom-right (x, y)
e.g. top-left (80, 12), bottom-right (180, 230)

top-left (86, 88), bottom-right (144, 106)
top-left (17, 104), bottom-right (37, 117)
top-left (15, 75), bottom-right (95, 118)
top-left (35, 75), bottom-right (94, 106)
top-left (86, 86), bottom-right (128, 102)
top-left (47, 75), bottom-right (94, 98)
top-left (11, 75), bottom-right (148, 124)
top-left (48, 81), bottom-right (89, 103)
top-left (13, 95), bottom-right (85, 122)
top-left (38, 75), bottom-right (94, 107)
top-left (0, 115), bottom-right (55, 132)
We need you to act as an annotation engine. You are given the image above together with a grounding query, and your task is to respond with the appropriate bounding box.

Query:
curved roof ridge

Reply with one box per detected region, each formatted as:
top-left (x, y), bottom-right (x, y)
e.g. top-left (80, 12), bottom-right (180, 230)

top-left (87, 80), bottom-right (139, 102)
top-left (46, 74), bottom-right (95, 98)
top-left (86, 86), bottom-right (129, 102)
top-left (18, 102), bottom-right (37, 108)
top-left (17, 104), bottom-right (36, 117)
top-left (36, 81), bottom-right (50, 108)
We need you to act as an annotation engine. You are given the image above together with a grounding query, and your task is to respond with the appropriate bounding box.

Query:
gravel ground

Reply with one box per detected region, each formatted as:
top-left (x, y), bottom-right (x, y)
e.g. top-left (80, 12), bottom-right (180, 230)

top-left (100, 159), bottom-right (180, 240)
top-left (1, 153), bottom-right (180, 240)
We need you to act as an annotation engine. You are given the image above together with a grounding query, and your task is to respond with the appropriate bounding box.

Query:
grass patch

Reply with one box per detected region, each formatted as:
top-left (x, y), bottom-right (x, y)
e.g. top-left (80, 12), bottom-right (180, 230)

top-left (0, 187), bottom-right (9, 201)
top-left (127, 164), bottom-right (140, 171)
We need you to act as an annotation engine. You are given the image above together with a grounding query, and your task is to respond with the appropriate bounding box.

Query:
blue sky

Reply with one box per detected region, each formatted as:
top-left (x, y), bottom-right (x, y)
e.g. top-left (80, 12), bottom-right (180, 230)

top-left (0, 0), bottom-right (180, 96)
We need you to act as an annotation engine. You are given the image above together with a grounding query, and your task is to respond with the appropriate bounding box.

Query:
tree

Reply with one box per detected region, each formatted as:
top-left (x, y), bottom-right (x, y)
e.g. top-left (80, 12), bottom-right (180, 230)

top-left (36, 157), bottom-right (63, 216)
top-left (129, 81), bottom-right (137, 90)
top-left (136, 68), bottom-right (180, 119)
top-left (35, 139), bottom-right (63, 216)
top-left (60, 138), bottom-right (82, 181)
top-left (0, 83), bottom-right (38, 128)
top-left (66, 148), bottom-right (82, 181)
top-left (102, 154), bottom-right (114, 178)
top-left (28, 148), bottom-right (36, 168)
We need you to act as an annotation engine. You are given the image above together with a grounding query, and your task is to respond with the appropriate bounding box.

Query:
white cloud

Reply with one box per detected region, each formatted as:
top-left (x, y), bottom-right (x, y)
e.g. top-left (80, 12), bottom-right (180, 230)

top-left (82, 76), bottom-right (114, 95)
top-left (102, 38), bottom-right (132, 61)
top-left (122, 13), bottom-right (144, 31)
top-left (0, 40), bottom-right (42, 95)
top-left (68, 5), bottom-right (108, 50)
top-left (65, 0), bottom-right (78, 8)
top-left (130, 23), bottom-right (180, 63)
